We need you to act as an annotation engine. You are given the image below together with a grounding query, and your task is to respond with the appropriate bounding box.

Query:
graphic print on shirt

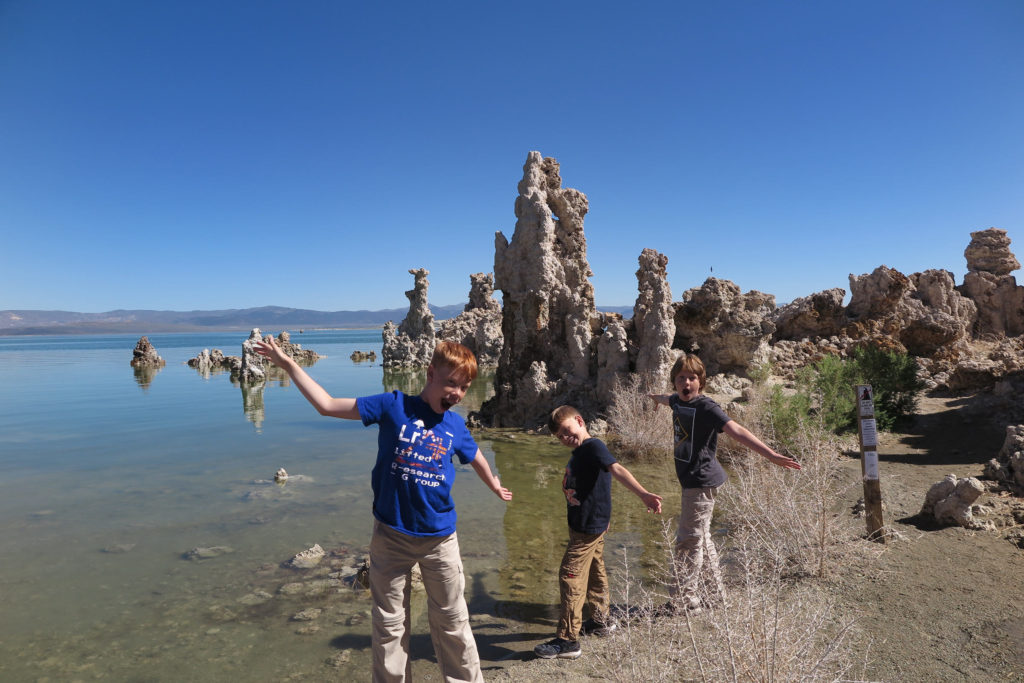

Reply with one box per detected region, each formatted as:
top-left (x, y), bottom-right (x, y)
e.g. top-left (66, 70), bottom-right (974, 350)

top-left (562, 467), bottom-right (581, 506)
top-left (389, 418), bottom-right (452, 488)
top-left (673, 403), bottom-right (697, 465)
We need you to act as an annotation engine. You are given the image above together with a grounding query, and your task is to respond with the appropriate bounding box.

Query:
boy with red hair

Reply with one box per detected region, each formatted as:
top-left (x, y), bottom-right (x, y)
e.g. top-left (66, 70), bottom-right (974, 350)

top-left (257, 338), bottom-right (511, 683)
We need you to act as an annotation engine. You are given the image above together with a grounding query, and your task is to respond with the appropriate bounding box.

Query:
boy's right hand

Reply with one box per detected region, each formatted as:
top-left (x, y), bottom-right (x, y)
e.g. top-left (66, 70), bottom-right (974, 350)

top-left (642, 492), bottom-right (663, 514)
top-left (254, 338), bottom-right (287, 368)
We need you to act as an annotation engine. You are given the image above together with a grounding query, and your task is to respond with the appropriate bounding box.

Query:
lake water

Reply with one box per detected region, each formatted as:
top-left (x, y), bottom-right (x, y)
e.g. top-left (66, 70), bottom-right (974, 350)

top-left (0, 330), bottom-right (678, 681)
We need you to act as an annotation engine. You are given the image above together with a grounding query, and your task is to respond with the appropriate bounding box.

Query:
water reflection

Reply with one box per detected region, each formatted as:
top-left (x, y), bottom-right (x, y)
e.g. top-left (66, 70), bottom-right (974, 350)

top-left (232, 366), bottom-right (304, 429)
top-left (131, 363), bottom-right (162, 390)
top-left (186, 348), bottom-right (235, 379)
top-left (382, 367), bottom-right (426, 395)
top-left (238, 379), bottom-right (266, 429)
top-left (380, 368), bottom-right (496, 413)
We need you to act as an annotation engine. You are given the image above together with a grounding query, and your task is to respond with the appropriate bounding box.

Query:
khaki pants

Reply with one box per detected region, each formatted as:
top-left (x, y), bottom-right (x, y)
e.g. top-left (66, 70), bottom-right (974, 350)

top-left (369, 520), bottom-right (483, 683)
top-left (673, 486), bottom-right (725, 607)
top-left (557, 529), bottom-right (609, 641)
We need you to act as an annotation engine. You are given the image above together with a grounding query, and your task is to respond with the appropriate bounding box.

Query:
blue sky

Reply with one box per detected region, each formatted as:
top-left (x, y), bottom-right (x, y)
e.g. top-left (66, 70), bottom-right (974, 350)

top-left (2, 1), bottom-right (1022, 313)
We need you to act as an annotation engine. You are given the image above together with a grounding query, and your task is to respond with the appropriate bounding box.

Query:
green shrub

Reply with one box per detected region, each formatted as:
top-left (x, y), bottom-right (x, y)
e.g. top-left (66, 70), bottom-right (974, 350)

top-left (850, 345), bottom-right (925, 430)
top-left (775, 345), bottom-right (924, 436)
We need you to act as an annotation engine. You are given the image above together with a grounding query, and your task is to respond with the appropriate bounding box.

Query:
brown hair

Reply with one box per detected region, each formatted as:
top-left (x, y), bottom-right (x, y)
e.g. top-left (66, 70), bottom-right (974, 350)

top-left (548, 405), bottom-right (582, 434)
top-left (430, 341), bottom-right (478, 381)
top-left (669, 354), bottom-right (706, 390)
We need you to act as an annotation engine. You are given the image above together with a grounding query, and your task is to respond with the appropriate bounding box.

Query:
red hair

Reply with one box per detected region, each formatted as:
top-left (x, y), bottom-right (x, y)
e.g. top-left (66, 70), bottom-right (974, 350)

top-left (430, 341), bottom-right (478, 381)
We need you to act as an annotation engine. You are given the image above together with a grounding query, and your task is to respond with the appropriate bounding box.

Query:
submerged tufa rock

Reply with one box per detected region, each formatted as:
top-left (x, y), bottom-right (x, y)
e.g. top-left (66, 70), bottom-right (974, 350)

top-left (382, 268), bottom-right (436, 368)
top-left (288, 544), bottom-right (326, 569)
top-left (437, 272), bottom-right (503, 366)
top-left (273, 331), bottom-right (321, 364)
top-left (130, 336), bottom-right (165, 368)
top-left (239, 329), bottom-right (267, 383)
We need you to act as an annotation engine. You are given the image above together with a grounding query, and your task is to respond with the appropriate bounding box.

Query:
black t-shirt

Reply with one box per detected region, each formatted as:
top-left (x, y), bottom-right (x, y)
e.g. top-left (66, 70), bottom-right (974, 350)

top-left (563, 437), bottom-right (618, 534)
top-left (669, 394), bottom-right (730, 488)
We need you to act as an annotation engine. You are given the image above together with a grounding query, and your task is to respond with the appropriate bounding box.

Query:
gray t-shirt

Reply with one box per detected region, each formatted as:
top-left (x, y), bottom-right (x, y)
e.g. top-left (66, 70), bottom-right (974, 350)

top-left (669, 394), bottom-right (730, 488)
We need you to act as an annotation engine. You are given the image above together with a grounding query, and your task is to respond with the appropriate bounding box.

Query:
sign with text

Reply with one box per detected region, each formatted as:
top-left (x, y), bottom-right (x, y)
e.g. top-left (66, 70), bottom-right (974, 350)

top-left (855, 384), bottom-right (885, 541)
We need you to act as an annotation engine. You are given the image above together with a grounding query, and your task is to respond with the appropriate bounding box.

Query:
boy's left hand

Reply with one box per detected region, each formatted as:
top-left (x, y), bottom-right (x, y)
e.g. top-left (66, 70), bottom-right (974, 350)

top-left (643, 492), bottom-right (663, 514)
top-left (769, 452), bottom-right (802, 470)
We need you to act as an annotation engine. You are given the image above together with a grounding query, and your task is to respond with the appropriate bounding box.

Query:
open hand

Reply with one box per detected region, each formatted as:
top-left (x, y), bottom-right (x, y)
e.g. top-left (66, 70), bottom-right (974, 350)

top-left (254, 338), bottom-right (288, 368)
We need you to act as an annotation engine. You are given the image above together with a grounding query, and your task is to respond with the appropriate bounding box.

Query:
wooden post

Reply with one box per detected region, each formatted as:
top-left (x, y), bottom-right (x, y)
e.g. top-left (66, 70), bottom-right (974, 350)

top-left (855, 384), bottom-right (886, 542)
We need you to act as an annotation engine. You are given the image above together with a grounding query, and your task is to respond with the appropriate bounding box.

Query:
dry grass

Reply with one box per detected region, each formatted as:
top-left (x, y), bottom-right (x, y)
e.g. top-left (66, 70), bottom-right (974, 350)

top-left (718, 387), bottom-right (863, 579)
top-left (565, 380), bottom-right (874, 682)
top-left (604, 373), bottom-right (672, 461)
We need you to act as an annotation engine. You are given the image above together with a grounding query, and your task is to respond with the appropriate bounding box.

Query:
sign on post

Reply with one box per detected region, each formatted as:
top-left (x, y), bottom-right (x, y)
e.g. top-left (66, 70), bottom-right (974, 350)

top-left (855, 384), bottom-right (886, 542)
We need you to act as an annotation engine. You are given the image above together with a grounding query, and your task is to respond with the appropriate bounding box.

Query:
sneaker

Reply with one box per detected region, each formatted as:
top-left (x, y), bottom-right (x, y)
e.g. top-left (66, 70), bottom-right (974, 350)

top-left (581, 618), bottom-right (617, 637)
top-left (533, 637), bottom-right (582, 659)
top-left (655, 599), bottom-right (701, 617)
top-left (653, 600), bottom-right (677, 618)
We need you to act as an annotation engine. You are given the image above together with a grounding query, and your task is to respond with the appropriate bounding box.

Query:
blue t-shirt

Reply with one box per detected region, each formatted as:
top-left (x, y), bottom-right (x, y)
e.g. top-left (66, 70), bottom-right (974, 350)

top-left (357, 391), bottom-right (478, 537)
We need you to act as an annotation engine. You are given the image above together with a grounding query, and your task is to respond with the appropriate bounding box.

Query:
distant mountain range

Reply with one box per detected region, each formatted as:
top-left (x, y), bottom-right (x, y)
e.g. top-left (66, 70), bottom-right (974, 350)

top-left (0, 304), bottom-right (636, 335)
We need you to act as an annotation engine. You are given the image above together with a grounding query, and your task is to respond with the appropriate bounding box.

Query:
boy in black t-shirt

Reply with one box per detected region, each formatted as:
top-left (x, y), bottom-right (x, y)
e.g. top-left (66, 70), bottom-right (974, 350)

top-left (649, 354), bottom-right (801, 612)
top-left (533, 405), bottom-right (663, 660)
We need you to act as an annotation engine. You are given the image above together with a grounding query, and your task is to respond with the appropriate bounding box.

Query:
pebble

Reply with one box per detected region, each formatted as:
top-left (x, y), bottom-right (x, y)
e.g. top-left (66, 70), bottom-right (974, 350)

top-left (291, 608), bottom-right (322, 622)
top-left (326, 650), bottom-right (352, 668)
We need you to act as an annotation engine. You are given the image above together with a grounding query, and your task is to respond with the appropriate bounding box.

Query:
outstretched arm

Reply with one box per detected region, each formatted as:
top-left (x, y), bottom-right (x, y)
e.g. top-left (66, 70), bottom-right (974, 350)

top-left (722, 421), bottom-right (801, 470)
top-left (647, 393), bottom-right (672, 408)
top-left (255, 338), bottom-right (360, 420)
top-left (470, 451), bottom-right (513, 501)
top-left (609, 463), bottom-right (662, 513)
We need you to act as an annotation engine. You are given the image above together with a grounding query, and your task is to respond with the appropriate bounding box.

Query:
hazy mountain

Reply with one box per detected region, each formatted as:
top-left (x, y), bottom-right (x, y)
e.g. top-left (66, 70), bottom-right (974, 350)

top-left (0, 304), bottom-right (636, 335)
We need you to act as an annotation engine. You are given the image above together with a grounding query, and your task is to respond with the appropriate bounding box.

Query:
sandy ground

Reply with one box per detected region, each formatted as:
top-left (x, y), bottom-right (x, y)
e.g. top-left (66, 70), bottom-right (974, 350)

top-left (824, 395), bottom-right (1024, 682)
top-left (477, 394), bottom-right (1024, 682)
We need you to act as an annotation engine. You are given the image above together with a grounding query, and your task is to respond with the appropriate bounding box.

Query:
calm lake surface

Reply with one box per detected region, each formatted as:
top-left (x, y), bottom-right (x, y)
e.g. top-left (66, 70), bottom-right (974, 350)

top-left (0, 330), bottom-right (677, 681)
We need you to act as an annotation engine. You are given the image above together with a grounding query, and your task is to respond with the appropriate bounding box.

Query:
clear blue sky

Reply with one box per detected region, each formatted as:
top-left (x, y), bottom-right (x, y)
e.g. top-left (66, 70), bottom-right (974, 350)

top-left (2, 0), bottom-right (1022, 313)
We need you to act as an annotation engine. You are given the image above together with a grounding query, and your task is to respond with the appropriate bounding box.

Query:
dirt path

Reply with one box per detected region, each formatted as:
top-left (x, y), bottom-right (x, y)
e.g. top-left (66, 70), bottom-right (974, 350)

top-left (827, 395), bottom-right (1024, 682)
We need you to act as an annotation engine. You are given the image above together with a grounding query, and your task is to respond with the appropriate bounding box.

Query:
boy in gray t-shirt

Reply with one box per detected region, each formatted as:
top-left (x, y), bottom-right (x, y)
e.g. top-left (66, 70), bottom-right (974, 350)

top-left (649, 354), bottom-right (801, 611)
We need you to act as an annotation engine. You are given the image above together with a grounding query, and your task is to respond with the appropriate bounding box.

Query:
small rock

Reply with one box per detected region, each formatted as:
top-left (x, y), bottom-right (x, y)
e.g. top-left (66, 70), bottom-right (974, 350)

top-left (346, 612), bottom-right (369, 626)
top-left (274, 467), bottom-right (289, 483)
top-left (291, 608), bottom-right (322, 622)
top-left (207, 606), bottom-right (237, 623)
top-left (184, 546), bottom-right (234, 560)
top-left (101, 543), bottom-right (136, 554)
top-left (237, 591), bottom-right (273, 606)
top-left (288, 544), bottom-right (326, 569)
top-left (326, 650), bottom-right (352, 668)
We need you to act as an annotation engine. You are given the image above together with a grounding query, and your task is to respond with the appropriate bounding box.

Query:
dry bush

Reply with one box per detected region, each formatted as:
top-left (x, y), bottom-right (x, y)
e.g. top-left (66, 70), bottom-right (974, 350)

top-left (585, 530), bottom-right (868, 683)
top-left (578, 382), bottom-right (872, 682)
top-left (605, 373), bottom-right (672, 461)
top-left (719, 386), bottom-right (862, 579)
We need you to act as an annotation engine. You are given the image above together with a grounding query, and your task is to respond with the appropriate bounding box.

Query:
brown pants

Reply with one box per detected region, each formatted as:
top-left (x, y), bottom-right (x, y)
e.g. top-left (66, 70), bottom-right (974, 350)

top-left (557, 529), bottom-right (609, 641)
top-left (369, 520), bottom-right (483, 683)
